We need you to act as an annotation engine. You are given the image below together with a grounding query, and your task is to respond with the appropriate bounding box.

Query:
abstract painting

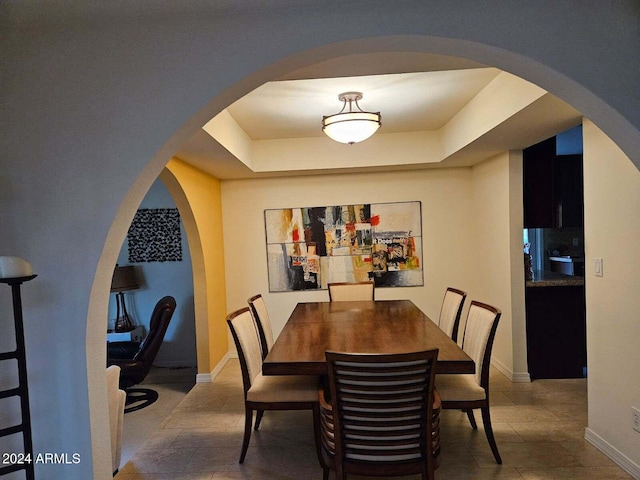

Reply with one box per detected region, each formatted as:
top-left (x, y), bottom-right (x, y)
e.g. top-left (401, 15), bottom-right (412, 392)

top-left (265, 201), bottom-right (423, 292)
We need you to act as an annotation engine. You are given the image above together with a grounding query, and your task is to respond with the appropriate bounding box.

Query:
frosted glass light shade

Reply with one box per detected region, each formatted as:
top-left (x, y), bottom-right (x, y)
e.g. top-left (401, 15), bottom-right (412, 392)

top-left (322, 91), bottom-right (381, 145)
top-left (322, 112), bottom-right (381, 145)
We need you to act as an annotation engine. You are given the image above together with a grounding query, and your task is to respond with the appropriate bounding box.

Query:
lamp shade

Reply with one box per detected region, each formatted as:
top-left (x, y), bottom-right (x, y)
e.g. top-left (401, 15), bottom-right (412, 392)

top-left (322, 92), bottom-right (381, 145)
top-left (322, 112), bottom-right (381, 144)
top-left (111, 265), bottom-right (139, 292)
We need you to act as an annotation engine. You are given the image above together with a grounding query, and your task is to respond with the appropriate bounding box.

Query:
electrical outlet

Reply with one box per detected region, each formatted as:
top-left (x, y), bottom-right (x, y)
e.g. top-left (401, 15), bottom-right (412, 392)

top-left (633, 407), bottom-right (640, 433)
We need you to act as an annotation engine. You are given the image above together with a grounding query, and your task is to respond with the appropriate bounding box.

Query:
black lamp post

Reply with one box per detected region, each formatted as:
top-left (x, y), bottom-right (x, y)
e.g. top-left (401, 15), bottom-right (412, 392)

top-left (0, 257), bottom-right (36, 480)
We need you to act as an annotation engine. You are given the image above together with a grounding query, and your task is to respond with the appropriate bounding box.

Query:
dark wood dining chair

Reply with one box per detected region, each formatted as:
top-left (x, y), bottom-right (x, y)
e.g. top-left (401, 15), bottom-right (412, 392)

top-left (437, 287), bottom-right (467, 343)
top-left (226, 307), bottom-right (321, 463)
top-left (327, 280), bottom-right (375, 302)
top-left (247, 293), bottom-right (274, 360)
top-left (317, 350), bottom-right (441, 480)
top-left (436, 300), bottom-right (502, 464)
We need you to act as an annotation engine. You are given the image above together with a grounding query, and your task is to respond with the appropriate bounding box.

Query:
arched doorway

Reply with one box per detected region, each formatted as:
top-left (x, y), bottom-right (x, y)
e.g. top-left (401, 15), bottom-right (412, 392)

top-left (87, 27), bottom-right (640, 480)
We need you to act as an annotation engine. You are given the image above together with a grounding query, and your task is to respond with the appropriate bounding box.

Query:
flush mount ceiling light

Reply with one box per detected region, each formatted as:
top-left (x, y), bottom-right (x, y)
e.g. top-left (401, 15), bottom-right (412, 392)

top-left (322, 91), bottom-right (381, 145)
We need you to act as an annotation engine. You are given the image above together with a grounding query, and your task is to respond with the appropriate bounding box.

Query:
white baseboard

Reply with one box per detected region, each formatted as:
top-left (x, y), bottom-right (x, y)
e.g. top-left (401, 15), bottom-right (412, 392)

top-left (491, 358), bottom-right (531, 383)
top-left (511, 371), bottom-right (531, 383)
top-left (196, 351), bottom-right (234, 383)
top-left (585, 428), bottom-right (640, 479)
top-left (195, 372), bottom-right (213, 383)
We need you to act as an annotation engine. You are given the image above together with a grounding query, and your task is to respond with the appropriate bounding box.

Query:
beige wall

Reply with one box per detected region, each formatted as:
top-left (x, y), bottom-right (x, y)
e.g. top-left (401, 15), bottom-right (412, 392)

top-left (468, 151), bottom-right (527, 379)
top-left (583, 120), bottom-right (640, 467)
top-left (508, 154), bottom-right (528, 377)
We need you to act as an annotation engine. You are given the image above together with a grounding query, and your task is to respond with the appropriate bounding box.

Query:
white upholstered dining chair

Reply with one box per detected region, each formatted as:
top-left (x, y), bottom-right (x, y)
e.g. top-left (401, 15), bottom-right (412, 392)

top-left (327, 281), bottom-right (375, 302)
top-left (437, 287), bottom-right (467, 343)
top-left (226, 307), bottom-right (321, 463)
top-left (247, 293), bottom-right (274, 360)
top-left (436, 300), bottom-right (502, 464)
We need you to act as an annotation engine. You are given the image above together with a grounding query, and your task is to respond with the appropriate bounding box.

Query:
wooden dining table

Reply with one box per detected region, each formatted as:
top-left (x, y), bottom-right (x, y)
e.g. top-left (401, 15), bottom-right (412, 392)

top-left (262, 299), bottom-right (474, 376)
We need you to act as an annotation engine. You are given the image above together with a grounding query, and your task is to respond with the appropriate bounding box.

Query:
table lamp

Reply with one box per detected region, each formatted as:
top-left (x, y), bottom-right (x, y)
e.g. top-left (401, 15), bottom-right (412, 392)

top-left (111, 265), bottom-right (139, 332)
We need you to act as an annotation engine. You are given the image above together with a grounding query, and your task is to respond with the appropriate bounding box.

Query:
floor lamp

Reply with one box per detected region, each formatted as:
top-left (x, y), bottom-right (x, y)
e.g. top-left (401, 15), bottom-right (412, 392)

top-left (0, 256), bottom-right (36, 480)
top-left (111, 265), bottom-right (140, 333)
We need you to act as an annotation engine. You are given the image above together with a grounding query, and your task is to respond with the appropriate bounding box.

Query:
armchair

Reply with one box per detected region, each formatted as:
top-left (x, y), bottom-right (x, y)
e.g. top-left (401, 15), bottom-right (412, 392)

top-left (107, 296), bottom-right (176, 413)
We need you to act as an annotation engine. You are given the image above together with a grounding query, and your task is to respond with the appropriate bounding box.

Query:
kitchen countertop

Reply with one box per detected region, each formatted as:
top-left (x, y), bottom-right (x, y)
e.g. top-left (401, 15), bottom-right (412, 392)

top-left (526, 270), bottom-right (585, 287)
top-left (549, 256), bottom-right (585, 263)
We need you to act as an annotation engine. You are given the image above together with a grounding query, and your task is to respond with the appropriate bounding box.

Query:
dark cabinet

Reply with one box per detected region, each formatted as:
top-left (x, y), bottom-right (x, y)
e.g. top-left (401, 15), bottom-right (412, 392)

top-left (555, 154), bottom-right (583, 227)
top-left (523, 137), bottom-right (555, 228)
top-left (523, 137), bottom-right (583, 228)
top-left (525, 285), bottom-right (587, 380)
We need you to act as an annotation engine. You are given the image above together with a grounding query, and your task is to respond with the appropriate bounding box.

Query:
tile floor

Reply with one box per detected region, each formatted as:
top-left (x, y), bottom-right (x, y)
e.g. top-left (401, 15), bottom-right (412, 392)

top-left (118, 367), bottom-right (197, 468)
top-left (115, 360), bottom-right (632, 480)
